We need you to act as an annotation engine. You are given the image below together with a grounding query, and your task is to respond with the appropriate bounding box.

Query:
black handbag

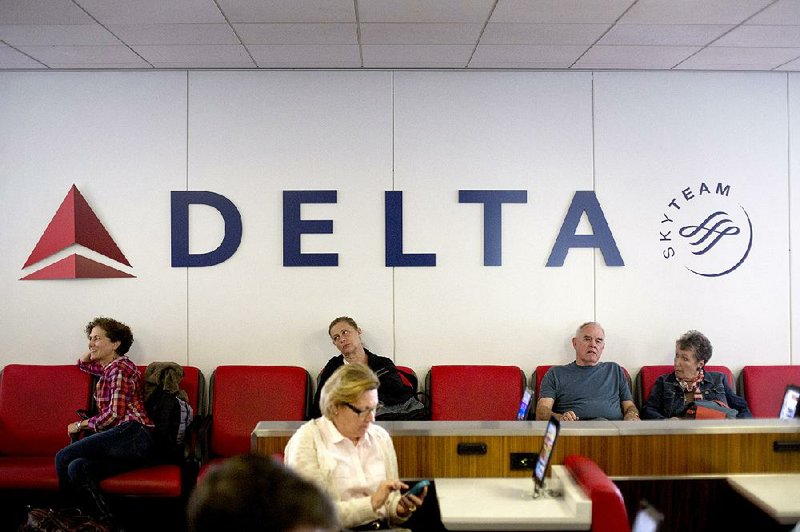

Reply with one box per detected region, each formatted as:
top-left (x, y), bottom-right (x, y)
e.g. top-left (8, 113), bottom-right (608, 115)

top-left (19, 507), bottom-right (111, 532)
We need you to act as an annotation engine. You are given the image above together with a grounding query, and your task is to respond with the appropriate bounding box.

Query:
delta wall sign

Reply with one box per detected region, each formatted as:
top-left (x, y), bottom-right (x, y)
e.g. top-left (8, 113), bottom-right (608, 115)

top-left (21, 182), bottom-right (751, 280)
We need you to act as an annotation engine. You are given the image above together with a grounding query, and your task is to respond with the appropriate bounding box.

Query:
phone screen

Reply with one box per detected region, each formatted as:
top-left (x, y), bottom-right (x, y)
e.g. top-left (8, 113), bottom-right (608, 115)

top-left (533, 416), bottom-right (560, 487)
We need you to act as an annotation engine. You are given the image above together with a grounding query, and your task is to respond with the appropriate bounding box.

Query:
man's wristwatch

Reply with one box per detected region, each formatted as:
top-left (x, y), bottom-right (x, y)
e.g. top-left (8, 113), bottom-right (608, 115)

top-left (75, 421), bottom-right (82, 431)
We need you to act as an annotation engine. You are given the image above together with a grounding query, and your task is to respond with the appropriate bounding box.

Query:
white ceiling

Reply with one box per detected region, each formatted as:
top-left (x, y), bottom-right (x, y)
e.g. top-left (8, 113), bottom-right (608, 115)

top-left (1, 0), bottom-right (799, 71)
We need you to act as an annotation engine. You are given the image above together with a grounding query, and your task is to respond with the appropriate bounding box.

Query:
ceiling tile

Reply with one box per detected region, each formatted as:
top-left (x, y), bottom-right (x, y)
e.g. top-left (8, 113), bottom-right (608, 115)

top-left (677, 46), bottom-right (800, 69)
top-left (0, 0), bottom-right (92, 24)
top-left (481, 23), bottom-right (609, 45)
top-left (491, 0), bottom-right (634, 24)
top-left (713, 25), bottom-right (800, 48)
top-left (131, 44), bottom-right (254, 66)
top-left (248, 44), bottom-right (360, 67)
top-left (45, 62), bottom-right (151, 69)
top-left (107, 24), bottom-right (239, 45)
top-left (0, 43), bottom-right (46, 67)
top-left (0, 24), bottom-right (119, 46)
top-left (470, 44), bottom-right (586, 67)
top-left (574, 45), bottom-right (700, 68)
top-left (17, 45), bottom-right (146, 66)
top-left (234, 23), bottom-right (356, 44)
top-left (599, 24), bottom-right (732, 46)
top-left (78, 0), bottom-right (226, 24)
top-left (362, 44), bottom-right (474, 66)
top-left (358, 0), bottom-right (494, 23)
top-left (621, 0), bottom-right (773, 25)
top-left (747, 0), bottom-right (800, 25)
top-left (361, 23), bottom-right (482, 44)
top-left (775, 55), bottom-right (800, 70)
top-left (217, 0), bottom-right (355, 23)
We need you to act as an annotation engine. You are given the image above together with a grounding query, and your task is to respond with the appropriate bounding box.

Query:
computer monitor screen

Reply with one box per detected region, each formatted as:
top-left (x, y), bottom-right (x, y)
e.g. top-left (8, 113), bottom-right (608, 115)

top-left (533, 415), bottom-right (560, 488)
top-left (516, 388), bottom-right (533, 420)
top-left (779, 385), bottom-right (800, 420)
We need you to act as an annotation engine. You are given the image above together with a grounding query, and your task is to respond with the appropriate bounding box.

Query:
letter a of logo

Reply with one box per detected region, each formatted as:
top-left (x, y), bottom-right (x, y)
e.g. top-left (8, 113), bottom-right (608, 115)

top-left (20, 185), bottom-right (134, 280)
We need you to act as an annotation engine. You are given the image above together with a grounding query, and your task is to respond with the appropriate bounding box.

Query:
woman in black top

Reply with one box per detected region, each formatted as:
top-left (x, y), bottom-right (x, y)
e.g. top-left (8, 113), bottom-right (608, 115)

top-left (309, 316), bottom-right (413, 419)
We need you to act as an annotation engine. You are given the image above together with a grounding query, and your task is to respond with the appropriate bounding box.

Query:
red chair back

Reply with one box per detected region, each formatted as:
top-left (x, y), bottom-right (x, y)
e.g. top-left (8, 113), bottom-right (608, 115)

top-left (564, 454), bottom-right (629, 532)
top-left (427, 365), bottom-right (524, 420)
top-left (0, 364), bottom-right (92, 456)
top-left (740, 365), bottom-right (800, 418)
top-left (210, 366), bottom-right (310, 457)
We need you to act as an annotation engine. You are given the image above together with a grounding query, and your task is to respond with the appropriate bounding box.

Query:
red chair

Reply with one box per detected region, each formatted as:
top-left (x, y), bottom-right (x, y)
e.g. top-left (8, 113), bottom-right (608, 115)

top-left (425, 365), bottom-right (525, 420)
top-left (739, 365), bottom-right (800, 418)
top-left (534, 364), bottom-right (632, 403)
top-left (636, 365), bottom-right (734, 408)
top-left (100, 365), bottom-right (204, 497)
top-left (564, 454), bottom-right (629, 532)
top-left (198, 366), bottom-right (310, 479)
top-left (0, 365), bottom-right (93, 490)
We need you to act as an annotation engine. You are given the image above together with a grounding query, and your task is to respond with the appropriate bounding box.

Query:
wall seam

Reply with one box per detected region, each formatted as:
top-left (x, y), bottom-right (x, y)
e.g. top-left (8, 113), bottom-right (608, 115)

top-left (788, 72), bottom-right (794, 366)
top-left (391, 71), bottom-right (397, 361)
top-left (591, 71), bottom-right (597, 321)
top-left (185, 70), bottom-right (190, 367)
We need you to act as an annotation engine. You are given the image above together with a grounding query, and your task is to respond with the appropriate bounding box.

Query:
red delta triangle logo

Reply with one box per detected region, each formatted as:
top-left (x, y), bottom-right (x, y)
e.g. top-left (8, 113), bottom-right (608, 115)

top-left (20, 185), bottom-right (134, 280)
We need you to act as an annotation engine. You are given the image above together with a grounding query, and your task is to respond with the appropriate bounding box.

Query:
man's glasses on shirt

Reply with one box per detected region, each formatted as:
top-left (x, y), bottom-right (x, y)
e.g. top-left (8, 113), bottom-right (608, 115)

top-left (344, 402), bottom-right (383, 418)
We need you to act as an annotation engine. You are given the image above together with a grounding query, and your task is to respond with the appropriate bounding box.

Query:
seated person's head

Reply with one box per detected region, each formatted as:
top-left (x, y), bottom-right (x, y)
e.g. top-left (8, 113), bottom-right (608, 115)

top-left (572, 321), bottom-right (605, 367)
top-left (187, 454), bottom-right (338, 532)
top-left (674, 330), bottom-right (712, 380)
top-left (320, 364), bottom-right (381, 441)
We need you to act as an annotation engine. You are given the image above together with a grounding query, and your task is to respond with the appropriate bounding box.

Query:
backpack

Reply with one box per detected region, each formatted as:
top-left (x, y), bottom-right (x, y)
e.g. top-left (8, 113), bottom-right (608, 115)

top-left (143, 363), bottom-right (194, 462)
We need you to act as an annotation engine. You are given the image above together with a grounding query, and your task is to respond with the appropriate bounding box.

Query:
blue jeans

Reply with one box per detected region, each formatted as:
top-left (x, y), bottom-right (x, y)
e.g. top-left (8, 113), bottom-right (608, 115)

top-left (55, 421), bottom-right (154, 517)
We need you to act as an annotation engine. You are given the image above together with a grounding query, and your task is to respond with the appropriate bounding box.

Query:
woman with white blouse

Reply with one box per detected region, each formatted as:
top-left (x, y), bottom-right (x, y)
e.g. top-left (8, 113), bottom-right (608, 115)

top-left (285, 364), bottom-right (427, 530)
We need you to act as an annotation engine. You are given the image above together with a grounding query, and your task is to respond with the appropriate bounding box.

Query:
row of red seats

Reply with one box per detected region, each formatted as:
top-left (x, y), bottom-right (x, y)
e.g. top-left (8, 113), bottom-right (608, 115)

top-left (1, 363), bottom-right (798, 504)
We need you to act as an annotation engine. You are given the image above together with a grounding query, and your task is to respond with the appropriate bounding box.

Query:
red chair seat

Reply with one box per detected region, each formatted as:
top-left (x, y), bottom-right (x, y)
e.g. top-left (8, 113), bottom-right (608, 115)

top-left (0, 456), bottom-right (60, 490)
top-left (100, 465), bottom-right (182, 497)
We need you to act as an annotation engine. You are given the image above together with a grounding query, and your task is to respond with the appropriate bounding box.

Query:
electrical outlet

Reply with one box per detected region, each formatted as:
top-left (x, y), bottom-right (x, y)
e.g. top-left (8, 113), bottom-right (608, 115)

top-left (510, 452), bottom-right (537, 470)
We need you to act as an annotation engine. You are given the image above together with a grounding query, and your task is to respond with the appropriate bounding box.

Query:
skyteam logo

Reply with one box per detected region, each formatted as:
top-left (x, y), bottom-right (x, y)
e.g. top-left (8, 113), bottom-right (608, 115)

top-left (20, 185), bottom-right (134, 280)
top-left (658, 182), bottom-right (753, 277)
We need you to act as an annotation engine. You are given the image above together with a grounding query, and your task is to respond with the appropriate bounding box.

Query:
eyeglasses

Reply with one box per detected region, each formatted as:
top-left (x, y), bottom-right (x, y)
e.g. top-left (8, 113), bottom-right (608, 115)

top-left (343, 402), bottom-right (383, 418)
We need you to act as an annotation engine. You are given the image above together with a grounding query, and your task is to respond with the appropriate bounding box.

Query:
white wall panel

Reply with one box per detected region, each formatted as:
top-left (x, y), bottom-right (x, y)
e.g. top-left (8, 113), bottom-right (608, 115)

top-left (0, 72), bottom-right (188, 365)
top-left (790, 72), bottom-right (800, 365)
top-left (392, 72), bottom-right (596, 377)
top-left (594, 72), bottom-right (790, 375)
top-left (185, 71), bottom-right (394, 378)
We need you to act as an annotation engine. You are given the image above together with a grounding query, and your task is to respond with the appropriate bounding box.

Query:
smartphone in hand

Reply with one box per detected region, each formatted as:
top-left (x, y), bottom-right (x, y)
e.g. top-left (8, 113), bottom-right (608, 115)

top-left (403, 479), bottom-right (430, 497)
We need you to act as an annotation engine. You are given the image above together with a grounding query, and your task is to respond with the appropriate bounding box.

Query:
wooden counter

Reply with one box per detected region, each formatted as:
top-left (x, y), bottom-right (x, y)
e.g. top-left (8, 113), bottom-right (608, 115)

top-left (252, 419), bottom-right (800, 478)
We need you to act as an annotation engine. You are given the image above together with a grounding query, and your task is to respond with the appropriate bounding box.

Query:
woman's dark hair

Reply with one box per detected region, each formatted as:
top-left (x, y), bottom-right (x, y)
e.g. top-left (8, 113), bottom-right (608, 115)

top-left (328, 316), bottom-right (359, 337)
top-left (676, 330), bottom-right (712, 364)
top-left (85, 317), bottom-right (134, 356)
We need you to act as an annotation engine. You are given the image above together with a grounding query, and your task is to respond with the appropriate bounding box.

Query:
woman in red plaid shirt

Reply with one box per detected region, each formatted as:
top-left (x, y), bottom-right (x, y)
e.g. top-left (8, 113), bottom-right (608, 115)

top-left (55, 317), bottom-right (154, 523)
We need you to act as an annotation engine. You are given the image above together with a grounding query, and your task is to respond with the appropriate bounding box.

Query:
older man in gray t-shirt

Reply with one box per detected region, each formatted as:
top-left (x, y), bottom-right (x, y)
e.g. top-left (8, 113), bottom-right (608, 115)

top-left (536, 322), bottom-right (640, 421)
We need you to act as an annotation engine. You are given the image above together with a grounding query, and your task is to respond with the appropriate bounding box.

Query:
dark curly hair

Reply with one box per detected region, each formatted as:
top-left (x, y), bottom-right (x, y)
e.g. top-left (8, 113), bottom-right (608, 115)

top-left (85, 317), bottom-right (134, 356)
top-left (676, 330), bottom-right (712, 364)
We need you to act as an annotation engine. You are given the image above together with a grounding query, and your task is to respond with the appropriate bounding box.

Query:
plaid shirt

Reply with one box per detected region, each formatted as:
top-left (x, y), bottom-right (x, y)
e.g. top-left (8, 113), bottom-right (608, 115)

top-left (79, 356), bottom-right (153, 431)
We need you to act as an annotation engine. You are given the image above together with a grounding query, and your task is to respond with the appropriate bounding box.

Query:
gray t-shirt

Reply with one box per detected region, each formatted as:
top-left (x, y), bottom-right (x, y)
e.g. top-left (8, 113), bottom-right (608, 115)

top-left (539, 361), bottom-right (632, 420)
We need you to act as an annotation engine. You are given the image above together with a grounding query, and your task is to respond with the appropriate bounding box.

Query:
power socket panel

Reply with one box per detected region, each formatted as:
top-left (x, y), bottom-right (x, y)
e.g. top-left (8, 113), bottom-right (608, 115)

top-left (510, 452), bottom-right (537, 470)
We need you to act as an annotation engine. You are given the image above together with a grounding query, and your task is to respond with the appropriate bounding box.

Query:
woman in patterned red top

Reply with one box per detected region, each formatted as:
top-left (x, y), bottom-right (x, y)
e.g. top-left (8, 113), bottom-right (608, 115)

top-left (55, 317), bottom-right (154, 523)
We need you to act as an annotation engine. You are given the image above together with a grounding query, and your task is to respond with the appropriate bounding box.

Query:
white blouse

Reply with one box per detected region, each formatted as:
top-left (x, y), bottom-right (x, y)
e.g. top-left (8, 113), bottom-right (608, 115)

top-left (284, 417), bottom-right (407, 528)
